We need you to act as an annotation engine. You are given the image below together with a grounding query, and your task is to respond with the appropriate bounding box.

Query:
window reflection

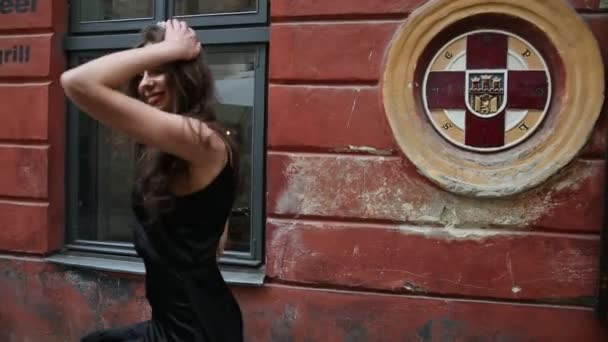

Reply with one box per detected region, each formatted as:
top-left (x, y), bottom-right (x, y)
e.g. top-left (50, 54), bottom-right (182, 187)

top-left (174, 0), bottom-right (257, 16)
top-left (74, 50), bottom-right (257, 253)
top-left (209, 51), bottom-right (256, 253)
top-left (80, 0), bottom-right (153, 22)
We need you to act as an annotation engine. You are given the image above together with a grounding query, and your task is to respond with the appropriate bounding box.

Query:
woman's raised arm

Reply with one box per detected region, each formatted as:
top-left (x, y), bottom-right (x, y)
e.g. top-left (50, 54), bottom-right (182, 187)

top-left (60, 19), bottom-right (222, 165)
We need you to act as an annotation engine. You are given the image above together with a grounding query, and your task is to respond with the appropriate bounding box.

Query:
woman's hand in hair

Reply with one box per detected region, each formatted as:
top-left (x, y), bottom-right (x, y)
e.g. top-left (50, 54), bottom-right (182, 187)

top-left (163, 19), bottom-right (202, 61)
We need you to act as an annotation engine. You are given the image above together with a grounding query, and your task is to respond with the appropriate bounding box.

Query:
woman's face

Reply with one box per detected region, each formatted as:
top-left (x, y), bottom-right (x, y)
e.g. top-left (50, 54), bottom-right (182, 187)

top-left (137, 68), bottom-right (172, 111)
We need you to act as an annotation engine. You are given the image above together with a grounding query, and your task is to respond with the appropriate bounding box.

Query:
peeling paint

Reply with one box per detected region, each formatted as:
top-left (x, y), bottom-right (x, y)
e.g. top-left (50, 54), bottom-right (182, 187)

top-left (2, 257), bottom-right (607, 340)
top-left (396, 225), bottom-right (505, 241)
top-left (270, 304), bottom-right (297, 342)
top-left (417, 320), bottom-right (433, 342)
top-left (0, 259), bottom-right (151, 341)
top-left (403, 282), bottom-right (429, 294)
top-left (274, 155), bottom-right (597, 229)
top-left (331, 145), bottom-right (393, 156)
top-left (549, 249), bottom-right (596, 283)
top-left (267, 222), bottom-right (299, 277)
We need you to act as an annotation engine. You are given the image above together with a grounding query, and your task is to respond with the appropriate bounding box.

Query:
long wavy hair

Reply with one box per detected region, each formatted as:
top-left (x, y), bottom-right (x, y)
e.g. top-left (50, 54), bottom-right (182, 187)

top-left (128, 25), bottom-right (239, 223)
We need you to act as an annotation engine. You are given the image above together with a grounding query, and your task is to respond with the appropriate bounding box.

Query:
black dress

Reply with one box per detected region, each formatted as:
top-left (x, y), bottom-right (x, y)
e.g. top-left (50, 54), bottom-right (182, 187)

top-left (81, 162), bottom-right (243, 342)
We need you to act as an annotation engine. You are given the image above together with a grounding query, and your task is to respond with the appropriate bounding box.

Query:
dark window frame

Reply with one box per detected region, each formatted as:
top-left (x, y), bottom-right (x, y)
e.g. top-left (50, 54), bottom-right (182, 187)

top-left (64, 25), bottom-right (268, 267)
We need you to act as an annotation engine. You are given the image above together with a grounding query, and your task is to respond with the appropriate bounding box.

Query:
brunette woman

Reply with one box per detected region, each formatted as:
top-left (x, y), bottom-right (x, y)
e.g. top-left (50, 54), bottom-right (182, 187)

top-left (62, 19), bottom-right (242, 342)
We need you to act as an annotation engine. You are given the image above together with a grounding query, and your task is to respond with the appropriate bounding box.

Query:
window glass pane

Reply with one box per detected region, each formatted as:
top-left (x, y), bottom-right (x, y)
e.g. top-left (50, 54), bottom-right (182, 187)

top-left (174, 0), bottom-right (257, 16)
top-left (208, 50), bottom-right (256, 253)
top-left (80, 0), bottom-right (154, 22)
top-left (72, 50), bottom-right (257, 255)
top-left (76, 116), bottom-right (138, 243)
top-left (76, 113), bottom-right (97, 240)
top-left (96, 125), bottom-right (137, 242)
top-left (72, 53), bottom-right (137, 243)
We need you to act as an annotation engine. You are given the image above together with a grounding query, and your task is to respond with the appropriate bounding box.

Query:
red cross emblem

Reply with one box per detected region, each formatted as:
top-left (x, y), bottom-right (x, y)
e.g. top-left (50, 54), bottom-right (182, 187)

top-left (423, 30), bottom-right (551, 152)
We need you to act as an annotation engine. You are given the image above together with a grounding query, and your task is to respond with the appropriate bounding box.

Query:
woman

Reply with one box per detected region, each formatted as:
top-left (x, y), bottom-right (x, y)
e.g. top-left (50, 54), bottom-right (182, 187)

top-left (62, 19), bottom-right (243, 342)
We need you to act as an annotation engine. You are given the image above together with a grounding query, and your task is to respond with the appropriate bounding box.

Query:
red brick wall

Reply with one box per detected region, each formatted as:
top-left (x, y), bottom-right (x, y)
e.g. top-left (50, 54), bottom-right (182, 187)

top-left (265, 0), bottom-right (608, 340)
top-left (0, 0), bottom-right (66, 255)
top-left (2, 0), bottom-right (608, 341)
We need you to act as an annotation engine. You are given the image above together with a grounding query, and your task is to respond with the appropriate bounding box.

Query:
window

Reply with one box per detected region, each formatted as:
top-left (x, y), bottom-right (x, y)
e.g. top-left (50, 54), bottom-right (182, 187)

top-left (64, 0), bottom-right (268, 268)
top-left (70, 0), bottom-right (267, 33)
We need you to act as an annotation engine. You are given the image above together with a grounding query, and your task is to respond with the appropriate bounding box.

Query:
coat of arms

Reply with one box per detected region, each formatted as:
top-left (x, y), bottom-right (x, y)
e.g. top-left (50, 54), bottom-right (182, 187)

top-left (421, 30), bottom-right (550, 151)
top-left (465, 70), bottom-right (508, 117)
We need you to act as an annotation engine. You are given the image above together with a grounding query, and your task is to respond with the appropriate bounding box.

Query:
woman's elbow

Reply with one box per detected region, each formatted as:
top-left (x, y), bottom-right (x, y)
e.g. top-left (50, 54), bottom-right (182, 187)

top-left (60, 69), bottom-right (76, 89)
top-left (60, 69), bottom-right (88, 98)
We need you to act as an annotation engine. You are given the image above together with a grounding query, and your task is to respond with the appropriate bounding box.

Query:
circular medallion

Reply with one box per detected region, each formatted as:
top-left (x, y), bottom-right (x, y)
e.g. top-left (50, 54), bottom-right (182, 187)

top-left (382, 0), bottom-right (604, 197)
top-left (423, 30), bottom-right (551, 152)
